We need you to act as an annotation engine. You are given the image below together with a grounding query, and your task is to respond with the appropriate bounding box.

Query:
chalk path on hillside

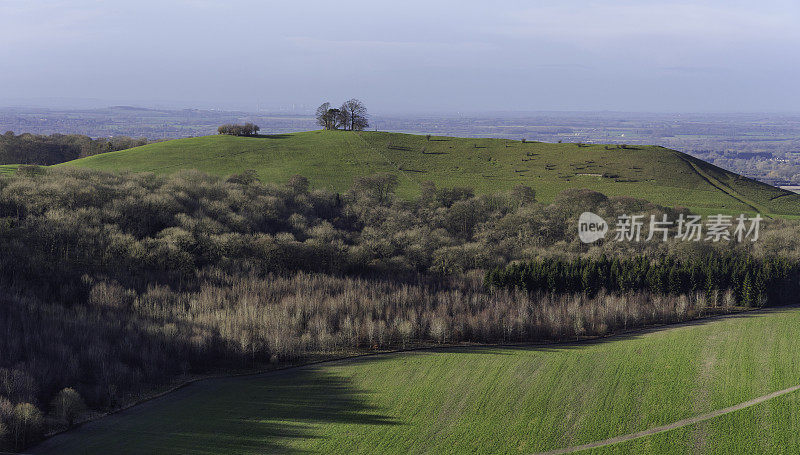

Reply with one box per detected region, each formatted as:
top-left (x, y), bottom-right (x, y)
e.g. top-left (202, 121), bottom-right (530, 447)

top-left (537, 383), bottom-right (800, 454)
top-left (676, 155), bottom-right (769, 217)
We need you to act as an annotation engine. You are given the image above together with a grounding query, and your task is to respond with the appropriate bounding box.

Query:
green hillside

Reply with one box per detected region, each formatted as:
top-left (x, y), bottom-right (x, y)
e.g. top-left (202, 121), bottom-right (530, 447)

top-left (58, 130), bottom-right (800, 216)
top-left (32, 307), bottom-right (800, 454)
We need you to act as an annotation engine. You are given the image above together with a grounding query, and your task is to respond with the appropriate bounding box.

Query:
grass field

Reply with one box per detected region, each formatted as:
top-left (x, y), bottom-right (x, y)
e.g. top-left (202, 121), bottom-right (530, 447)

top-left (0, 164), bottom-right (19, 176)
top-left (32, 306), bottom-right (800, 454)
top-left (57, 130), bottom-right (800, 216)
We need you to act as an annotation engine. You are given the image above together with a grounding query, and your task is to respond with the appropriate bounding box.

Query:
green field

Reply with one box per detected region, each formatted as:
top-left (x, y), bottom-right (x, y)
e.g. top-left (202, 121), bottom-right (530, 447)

top-left (57, 131), bottom-right (800, 216)
top-left (0, 164), bottom-right (19, 176)
top-left (32, 307), bottom-right (800, 454)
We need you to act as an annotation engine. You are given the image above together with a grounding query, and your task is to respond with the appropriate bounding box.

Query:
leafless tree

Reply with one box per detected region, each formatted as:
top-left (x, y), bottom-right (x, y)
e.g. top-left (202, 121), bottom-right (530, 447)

top-left (315, 102), bottom-right (332, 130)
top-left (50, 388), bottom-right (86, 427)
top-left (343, 98), bottom-right (369, 131)
top-left (337, 103), bottom-right (352, 130)
top-left (9, 403), bottom-right (42, 450)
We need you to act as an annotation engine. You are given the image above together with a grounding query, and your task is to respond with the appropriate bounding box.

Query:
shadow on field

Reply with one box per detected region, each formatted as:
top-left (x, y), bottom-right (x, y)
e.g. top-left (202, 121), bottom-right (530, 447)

top-left (350, 305), bottom-right (800, 361)
top-left (505, 306), bottom-right (796, 354)
top-left (32, 368), bottom-right (397, 454)
top-left (252, 134), bottom-right (291, 139)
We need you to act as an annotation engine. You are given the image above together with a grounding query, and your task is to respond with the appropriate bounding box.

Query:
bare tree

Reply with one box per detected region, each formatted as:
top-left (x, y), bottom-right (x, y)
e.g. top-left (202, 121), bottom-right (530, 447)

top-left (343, 98), bottom-right (369, 131)
top-left (328, 108), bottom-right (342, 129)
top-left (10, 403), bottom-right (42, 450)
top-left (315, 102), bottom-right (331, 130)
top-left (351, 173), bottom-right (398, 205)
top-left (337, 103), bottom-right (352, 131)
top-left (50, 388), bottom-right (86, 428)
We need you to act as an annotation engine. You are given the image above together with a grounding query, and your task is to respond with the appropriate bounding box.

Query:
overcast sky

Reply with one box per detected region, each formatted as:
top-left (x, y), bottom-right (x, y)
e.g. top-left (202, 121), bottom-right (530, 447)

top-left (1, 0), bottom-right (798, 113)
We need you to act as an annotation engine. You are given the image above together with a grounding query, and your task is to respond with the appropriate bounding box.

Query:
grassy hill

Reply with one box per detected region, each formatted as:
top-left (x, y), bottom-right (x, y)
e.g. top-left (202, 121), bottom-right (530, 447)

top-left (57, 130), bottom-right (800, 216)
top-left (32, 307), bottom-right (800, 454)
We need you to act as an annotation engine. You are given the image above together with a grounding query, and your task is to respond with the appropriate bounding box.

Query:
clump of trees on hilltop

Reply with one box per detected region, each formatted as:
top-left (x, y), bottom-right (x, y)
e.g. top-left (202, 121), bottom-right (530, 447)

top-left (217, 122), bottom-right (260, 136)
top-left (316, 98), bottom-right (369, 131)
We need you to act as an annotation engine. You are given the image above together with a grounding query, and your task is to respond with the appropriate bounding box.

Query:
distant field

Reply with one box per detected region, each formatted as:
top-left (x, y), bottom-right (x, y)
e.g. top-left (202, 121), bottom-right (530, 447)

top-left (32, 307), bottom-right (800, 454)
top-left (0, 164), bottom-right (18, 175)
top-left (57, 130), bottom-right (800, 216)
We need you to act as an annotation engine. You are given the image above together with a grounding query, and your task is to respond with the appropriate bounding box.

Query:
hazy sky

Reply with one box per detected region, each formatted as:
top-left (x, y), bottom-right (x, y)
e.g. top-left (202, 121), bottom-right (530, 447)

top-left (1, 0), bottom-right (798, 113)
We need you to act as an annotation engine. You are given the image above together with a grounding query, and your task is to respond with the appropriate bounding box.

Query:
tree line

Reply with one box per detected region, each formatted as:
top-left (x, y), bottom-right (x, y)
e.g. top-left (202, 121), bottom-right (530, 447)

top-left (316, 99), bottom-right (369, 131)
top-left (0, 131), bottom-right (147, 165)
top-left (217, 122), bottom-right (260, 136)
top-left (486, 254), bottom-right (799, 307)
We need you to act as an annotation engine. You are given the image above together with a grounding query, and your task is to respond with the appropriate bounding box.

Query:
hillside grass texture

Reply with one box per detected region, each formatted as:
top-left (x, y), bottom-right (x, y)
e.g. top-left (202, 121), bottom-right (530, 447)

top-left (57, 131), bottom-right (800, 217)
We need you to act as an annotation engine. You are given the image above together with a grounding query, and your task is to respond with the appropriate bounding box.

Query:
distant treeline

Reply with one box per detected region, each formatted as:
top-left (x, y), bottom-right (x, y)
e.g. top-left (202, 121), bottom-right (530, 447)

top-left (486, 255), bottom-right (800, 307)
top-left (0, 131), bottom-right (147, 165)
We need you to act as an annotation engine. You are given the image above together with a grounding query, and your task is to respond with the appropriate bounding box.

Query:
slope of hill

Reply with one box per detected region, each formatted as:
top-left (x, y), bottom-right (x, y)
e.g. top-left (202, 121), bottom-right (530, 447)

top-left (57, 130), bottom-right (800, 216)
top-left (32, 307), bottom-right (800, 454)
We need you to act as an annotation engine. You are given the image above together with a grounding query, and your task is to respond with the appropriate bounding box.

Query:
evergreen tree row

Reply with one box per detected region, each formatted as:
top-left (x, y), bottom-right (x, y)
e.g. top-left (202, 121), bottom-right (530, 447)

top-left (485, 254), bottom-right (800, 307)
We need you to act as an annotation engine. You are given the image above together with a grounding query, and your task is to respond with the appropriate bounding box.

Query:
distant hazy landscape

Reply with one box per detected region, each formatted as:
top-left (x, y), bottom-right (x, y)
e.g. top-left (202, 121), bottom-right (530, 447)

top-left (3, 106), bottom-right (798, 187)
